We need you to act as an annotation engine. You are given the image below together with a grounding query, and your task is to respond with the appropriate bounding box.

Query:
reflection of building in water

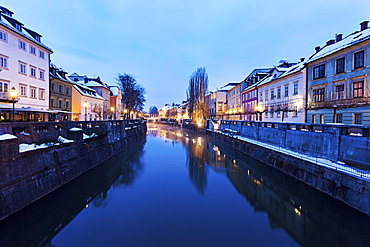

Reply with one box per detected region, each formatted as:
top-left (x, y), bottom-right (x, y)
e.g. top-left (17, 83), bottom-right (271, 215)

top-left (226, 157), bottom-right (370, 247)
top-left (155, 127), bottom-right (370, 247)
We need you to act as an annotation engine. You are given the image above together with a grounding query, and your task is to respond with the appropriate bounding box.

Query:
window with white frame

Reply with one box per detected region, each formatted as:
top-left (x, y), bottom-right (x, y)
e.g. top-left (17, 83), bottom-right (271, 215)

top-left (39, 88), bottom-right (45, 100)
top-left (39, 50), bottom-right (45, 59)
top-left (354, 51), bottom-right (364, 69)
top-left (19, 40), bottom-right (26, 50)
top-left (0, 56), bottom-right (7, 69)
top-left (20, 84), bottom-right (27, 96)
top-left (270, 89), bottom-right (275, 100)
top-left (277, 87), bottom-right (281, 99)
top-left (0, 30), bottom-right (7, 42)
top-left (0, 81), bottom-right (9, 92)
top-left (313, 64), bottom-right (325, 79)
top-left (30, 87), bottom-right (37, 98)
top-left (260, 92), bottom-right (263, 102)
top-left (39, 69), bottom-right (45, 80)
top-left (30, 67), bottom-right (36, 77)
top-left (29, 46), bottom-right (36, 55)
top-left (19, 62), bottom-right (27, 74)
top-left (51, 83), bottom-right (56, 91)
top-left (284, 85), bottom-right (289, 97)
top-left (293, 83), bottom-right (298, 95)
top-left (265, 91), bottom-right (268, 101)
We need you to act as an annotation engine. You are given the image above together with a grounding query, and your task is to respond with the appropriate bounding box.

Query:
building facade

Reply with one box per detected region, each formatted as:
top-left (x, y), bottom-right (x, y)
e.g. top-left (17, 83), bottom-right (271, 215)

top-left (0, 6), bottom-right (52, 121)
top-left (72, 83), bottom-right (104, 121)
top-left (49, 63), bottom-right (74, 121)
top-left (306, 22), bottom-right (370, 125)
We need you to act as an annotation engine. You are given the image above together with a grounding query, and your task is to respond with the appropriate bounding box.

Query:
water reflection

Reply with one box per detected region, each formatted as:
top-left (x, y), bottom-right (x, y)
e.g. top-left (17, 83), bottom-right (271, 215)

top-left (0, 138), bottom-right (146, 247)
top-left (148, 125), bottom-right (370, 247)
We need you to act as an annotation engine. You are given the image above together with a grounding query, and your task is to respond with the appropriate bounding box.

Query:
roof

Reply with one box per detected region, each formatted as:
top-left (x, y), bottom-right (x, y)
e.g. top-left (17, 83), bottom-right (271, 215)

top-left (73, 84), bottom-right (105, 100)
top-left (307, 27), bottom-right (370, 63)
top-left (109, 86), bottom-right (120, 96)
top-left (0, 8), bottom-right (52, 52)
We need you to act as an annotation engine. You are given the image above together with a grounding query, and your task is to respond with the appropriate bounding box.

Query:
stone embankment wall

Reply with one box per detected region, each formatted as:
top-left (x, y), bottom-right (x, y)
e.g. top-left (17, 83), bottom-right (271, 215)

top-left (207, 120), bottom-right (370, 215)
top-left (0, 120), bottom-right (146, 221)
top-left (219, 120), bottom-right (370, 167)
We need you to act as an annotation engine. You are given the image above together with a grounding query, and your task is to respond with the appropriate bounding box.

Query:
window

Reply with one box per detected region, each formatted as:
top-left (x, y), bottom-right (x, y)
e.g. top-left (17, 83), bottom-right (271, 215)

top-left (218, 103), bottom-right (223, 112)
top-left (19, 63), bottom-right (26, 74)
top-left (0, 82), bottom-right (8, 92)
top-left (336, 114), bottom-right (343, 123)
top-left (354, 114), bottom-right (362, 124)
top-left (30, 67), bottom-right (36, 77)
top-left (353, 81), bottom-right (364, 98)
top-left (51, 83), bottom-right (56, 91)
top-left (270, 106), bottom-right (274, 118)
top-left (59, 85), bottom-right (64, 93)
top-left (65, 86), bottom-right (70, 95)
top-left (20, 85), bottom-right (27, 96)
top-left (333, 84), bottom-right (345, 100)
top-left (66, 100), bottom-right (70, 109)
top-left (293, 105), bottom-right (298, 117)
top-left (313, 64), bottom-right (325, 79)
top-left (259, 92), bottom-right (263, 102)
top-left (293, 83), bottom-right (298, 95)
top-left (313, 88), bottom-right (325, 102)
top-left (59, 99), bottom-right (63, 108)
top-left (19, 40), bottom-right (26, 50)
top-left (29, 46), bottom-right (36, 55)
top-left (265, 91), bottom-right (268, 101)
top-left (51, 98), bottom-right (55, 107)
top-left (320, 114), bottom-right (325, 124)
top-left (336, 57), bottom-right (345, 74)
top-left (39, 89), bottom-right (45, 100)
top-left (284, 85), bottom-right (289, 97)
top-left (270, 89), bottom-right (275, 100)
top-left (0, 56), bottom-right (7, 68)
top-left (277, 87), bottom-right (281, 99)
top-left (0, 30), bottom-right (7, 42)
top-left (39, 70), bottom-right (45, 80)
top-left (39, 51), bottom-right (45, 59)
top-left (312, 115), bottom-right (317, 124)
top-left (30, 87), bottom-right (37, 98)
top-left (354, 51), bottom-right (364, 69)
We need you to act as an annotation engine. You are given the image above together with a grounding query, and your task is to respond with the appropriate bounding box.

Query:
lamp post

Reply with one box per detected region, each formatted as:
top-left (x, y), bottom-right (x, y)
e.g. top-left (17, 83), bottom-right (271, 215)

top-left (124, 109), bottom-right (127, 120)
top-left (84, 101), bottom-right (88, 121)
top-left (110, 106), bottom-right (115, 120)
top-left (255, 105), bottom-right (263, 121)
top-left (9, 87), bottom-right (18, 122)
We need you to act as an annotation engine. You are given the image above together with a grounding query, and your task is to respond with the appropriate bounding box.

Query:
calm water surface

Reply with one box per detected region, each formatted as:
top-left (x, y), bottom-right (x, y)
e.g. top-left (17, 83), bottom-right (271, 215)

top-left (1, 124), bottom-right (370, 247)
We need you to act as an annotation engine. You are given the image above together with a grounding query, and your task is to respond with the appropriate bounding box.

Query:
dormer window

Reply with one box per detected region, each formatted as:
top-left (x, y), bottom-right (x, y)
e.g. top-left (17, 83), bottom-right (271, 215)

top-left (15, 23), bottom-right (21, 31)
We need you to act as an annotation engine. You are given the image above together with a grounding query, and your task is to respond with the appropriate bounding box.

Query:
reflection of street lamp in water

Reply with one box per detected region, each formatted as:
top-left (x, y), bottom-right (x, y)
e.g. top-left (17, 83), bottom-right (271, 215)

top-left (84, 101), bottom-right (88, 121)
top-left (124, 109), bottom-right (128, 119)
top-left (9, 87), bottom-right (18, 122)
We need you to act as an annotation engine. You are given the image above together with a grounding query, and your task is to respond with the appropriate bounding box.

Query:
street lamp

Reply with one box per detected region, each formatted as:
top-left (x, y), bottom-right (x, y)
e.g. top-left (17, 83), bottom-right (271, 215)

top-left (255, 105), bottom-right (263, 121)
top-left (9, 87), bottom-right (18, 122)
top-left (124, 109), bottom-right (127, 119)
top-left (110, 106), bottom-right (115, 120)
top-left (84, 101), bottom-right (88, 121)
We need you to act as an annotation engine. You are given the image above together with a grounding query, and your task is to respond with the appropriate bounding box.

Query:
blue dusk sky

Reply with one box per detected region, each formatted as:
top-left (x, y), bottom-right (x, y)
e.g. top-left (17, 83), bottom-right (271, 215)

top-left (2, 0), bottom-right (370, 111)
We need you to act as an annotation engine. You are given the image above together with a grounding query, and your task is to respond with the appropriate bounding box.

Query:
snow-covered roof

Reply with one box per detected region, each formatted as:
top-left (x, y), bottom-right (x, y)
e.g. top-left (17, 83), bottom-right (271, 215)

top-left (73, 84), bottom-right (104, 100)
top-left (307, 27), bottom-right (370, 63)
top-left (0, 10), bottom-right (52, 52)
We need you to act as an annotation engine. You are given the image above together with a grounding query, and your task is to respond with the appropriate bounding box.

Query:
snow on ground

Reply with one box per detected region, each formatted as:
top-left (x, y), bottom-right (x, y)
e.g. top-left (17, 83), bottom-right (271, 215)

top-left (214, 130), bottom-right (370, 181)
top-left (19, 143), bottom-right (60, 153)
top-left (0, 134), bottom-right (17, 140)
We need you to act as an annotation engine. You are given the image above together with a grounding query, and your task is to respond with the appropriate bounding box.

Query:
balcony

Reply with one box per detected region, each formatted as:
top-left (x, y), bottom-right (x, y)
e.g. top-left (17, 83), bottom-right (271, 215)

top-left (331, 91), bottom-right (346, 100)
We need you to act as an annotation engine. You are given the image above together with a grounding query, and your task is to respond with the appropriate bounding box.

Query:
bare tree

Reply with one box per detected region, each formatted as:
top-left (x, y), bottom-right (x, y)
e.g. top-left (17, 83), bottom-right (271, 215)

top-left (116, 73), bottom-right (146, 119)
top-left (187, 67), bottom-right (209, 125)
top-left (91, 103), bottom-right (103, 120)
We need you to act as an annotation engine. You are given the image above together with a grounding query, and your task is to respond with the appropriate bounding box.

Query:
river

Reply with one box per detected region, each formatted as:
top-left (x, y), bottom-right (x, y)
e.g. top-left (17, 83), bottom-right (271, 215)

top-left (0, 124), bottom-right (369, 247)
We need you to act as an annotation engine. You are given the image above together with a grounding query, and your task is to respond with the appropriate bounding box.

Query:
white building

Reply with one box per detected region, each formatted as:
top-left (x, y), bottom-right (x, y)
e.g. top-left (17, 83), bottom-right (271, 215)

top-left (72, 83), bottom-right (105, 121)
top-left (257, 61), bottom-right (306, 123)
top-left (0, 6), bottom-right (52, 121)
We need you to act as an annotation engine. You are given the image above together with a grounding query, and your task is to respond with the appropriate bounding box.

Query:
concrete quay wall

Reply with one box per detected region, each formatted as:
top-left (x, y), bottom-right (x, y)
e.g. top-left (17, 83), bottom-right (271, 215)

top-left (207, 130), bottom-right (370, 215)
top-left (219, 120), bottom-right (370, 168)
top-left (0, 120), bottom-right (146, 221)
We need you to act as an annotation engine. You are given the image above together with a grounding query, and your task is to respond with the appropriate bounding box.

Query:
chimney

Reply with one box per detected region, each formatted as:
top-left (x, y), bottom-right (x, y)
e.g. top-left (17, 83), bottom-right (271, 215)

top-left (360, 21), bottom-right (369, 31)
top-left (326, 39), bottom-right (335, 46)
top-left (300, 58), bottom-right (305, 62)
top-left (315, 46), bottom-right (321, 53)
top-left (336, 34), bottom-right (343, 42)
